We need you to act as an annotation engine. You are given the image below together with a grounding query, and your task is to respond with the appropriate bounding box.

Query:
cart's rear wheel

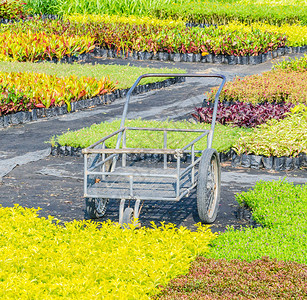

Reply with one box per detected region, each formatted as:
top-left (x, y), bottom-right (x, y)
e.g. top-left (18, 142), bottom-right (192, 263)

top-left (85, 198), bottom-right (109, 219)
top-left (197, 148), bottom-right (221, 223)
top-left (122, 207), bottom-right (134, 227)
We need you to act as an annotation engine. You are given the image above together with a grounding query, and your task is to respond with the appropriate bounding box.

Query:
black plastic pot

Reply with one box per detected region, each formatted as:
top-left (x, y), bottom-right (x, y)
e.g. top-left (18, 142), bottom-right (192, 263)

top-left (205, 54), bottom-right (213, 63)
top-left (277, 47), bottom-right (285, 56)
top-left (138, 52), bottom-right (145, 60)
top-left (186, 53), bottom-right (194, 62)
top-left (144, 52), bottom-right (153, 60)
top-left (285, 46), bottom-right (292, 54)
top-left (213, 54), bottom-right (224, 64)
top-left (0, 116), bottom-right (4, 128)
top-left (181, 53), bottom-right (187, 62)
top-left (172, 53), bottom-right (181, 62)
top-left (273, 156), bottom-right (286, 171)
top-left (231, 152), bottom-right (242, 167)
top-left (241, 154), bottom-right (251, 168)
top-left (158, 52), bottom-right (169, 61)
top-left (239, 56), bottom-right (249, 65)
top-left (132, 51), bottom-right (138, 60)
top-left (249, 55), bottom-right (262, 65)
top-left (261, 52), bottom-right (268, 62)
top-left (107, 49), bottom-right (114, 58)
top-left (262, 156), bottom-right (273, 169)
top-left (285, 157), bottom-right (294, 170)
top-left (250, 155), bottom-right (263, 169)
top-left (272, 50), bottom-right (278, 58)
top-left (227, 55), bottom-right (236, 65)
top-left (195, 53), bottom-right (201, 62)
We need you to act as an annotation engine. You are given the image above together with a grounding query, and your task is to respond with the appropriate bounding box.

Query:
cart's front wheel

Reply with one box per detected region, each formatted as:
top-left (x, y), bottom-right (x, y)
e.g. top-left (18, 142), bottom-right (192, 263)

top-left (85, 198), bottom-right (109, 219)
top-left (122, 207), bottom-right (134, 227)
top-left (197, 148), bottom-right (221, 223)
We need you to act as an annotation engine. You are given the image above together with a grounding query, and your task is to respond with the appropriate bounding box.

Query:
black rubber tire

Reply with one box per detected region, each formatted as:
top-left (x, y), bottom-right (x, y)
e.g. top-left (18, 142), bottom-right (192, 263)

top-left (85, 198), bottom-right (109, 219)
top-left (197, 148), bottom-right (221, 223)
top-left (122, 207), bottom-right (134, 227)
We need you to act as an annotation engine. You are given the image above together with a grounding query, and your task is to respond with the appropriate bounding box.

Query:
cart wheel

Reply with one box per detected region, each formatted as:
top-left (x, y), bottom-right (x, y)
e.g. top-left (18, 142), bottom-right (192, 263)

top-left (122, 207), bottom-right (134, 227)
top-left (197, 148), bottom-right (221, 223)
top-left (85, 198), bottom-right (109, 219)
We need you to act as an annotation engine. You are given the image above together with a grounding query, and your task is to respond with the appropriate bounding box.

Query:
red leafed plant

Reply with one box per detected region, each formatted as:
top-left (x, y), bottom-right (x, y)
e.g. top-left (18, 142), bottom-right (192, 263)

top-left (192, 101), bottom-right (294, 128)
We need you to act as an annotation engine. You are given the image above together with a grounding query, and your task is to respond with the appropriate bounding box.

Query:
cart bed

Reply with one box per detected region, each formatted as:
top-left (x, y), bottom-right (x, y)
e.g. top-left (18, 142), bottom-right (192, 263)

top-left (87, 166), bottom-right (198, 200)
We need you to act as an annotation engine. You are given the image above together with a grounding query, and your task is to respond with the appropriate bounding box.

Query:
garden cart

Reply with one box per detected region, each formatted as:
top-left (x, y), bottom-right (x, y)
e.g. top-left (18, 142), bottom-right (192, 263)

top-left (82, 73), bottom-right (226, 226)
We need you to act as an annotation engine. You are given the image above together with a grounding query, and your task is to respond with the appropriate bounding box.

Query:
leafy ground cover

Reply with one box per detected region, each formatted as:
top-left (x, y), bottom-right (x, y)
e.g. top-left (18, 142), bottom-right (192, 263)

top-left (49, 119), bottom-right (249, 153)
top-left (233, 104), bottom-right (307, 157)
top-left (21, 0), bottom-right (307, 25)
top-left (0, 16), bottom-right (287, 61)
top-left (0, 204), bottom-right (216, 298)
top-left (155, 179), bottom-right (307, 298)
top-left (0, 63), bottom-right (184, 115)
top-left (208, 180), bottom-right (307, 263)
top-left (155, 257), bottom-right (307, 299)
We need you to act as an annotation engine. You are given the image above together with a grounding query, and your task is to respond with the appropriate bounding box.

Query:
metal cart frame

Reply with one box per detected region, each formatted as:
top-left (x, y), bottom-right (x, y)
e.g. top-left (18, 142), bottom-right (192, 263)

top-left (82, 74), bottom-right (226, 225)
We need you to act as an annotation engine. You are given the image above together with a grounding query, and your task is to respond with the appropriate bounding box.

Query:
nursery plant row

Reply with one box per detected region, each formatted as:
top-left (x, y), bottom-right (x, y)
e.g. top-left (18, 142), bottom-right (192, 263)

top-left (5, 0), bottom-right (307, 25)
top-left (206, 70), bottom-right (307, 104)
top-left (156, 180), bottom-right (307, 299)
top-left (233, 105), bottom-right (307, 160)
top-left (0, 77), bottom-right (184, 127)
top-left (1, 16), bottom-right (303, 63)
top-left (48, 115), bottom-right (307, 171)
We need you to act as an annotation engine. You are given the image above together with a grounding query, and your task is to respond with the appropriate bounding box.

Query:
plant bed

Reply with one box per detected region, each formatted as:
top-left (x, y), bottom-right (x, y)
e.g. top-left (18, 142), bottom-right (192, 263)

top-left (232, 104), bottom-right (307, 170)
top-left (193, 101), bottom-right (294, 128)
top-left (207, 180), bottom-right (307, 264)
top-left (0, 204), bottom-right (216, 299)
top-left (154, 256), bottom-right (307, 299)
top-left (0, 77), bottom-right (185, 128)
top-left (0, 15), bottom-right (291, 65)
top-left (48, 119), bottom-right (248, 155)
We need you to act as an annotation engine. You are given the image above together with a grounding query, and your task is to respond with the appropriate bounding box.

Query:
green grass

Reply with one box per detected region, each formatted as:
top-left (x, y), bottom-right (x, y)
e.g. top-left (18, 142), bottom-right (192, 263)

top-left (207, 180), bottom-right (307, 264)
top-left (24, 0), bottom-right (307, 25)
top-left (0, 61), bottom-right (185, 90)
top-left (49, 119), bottom-right (250, 153)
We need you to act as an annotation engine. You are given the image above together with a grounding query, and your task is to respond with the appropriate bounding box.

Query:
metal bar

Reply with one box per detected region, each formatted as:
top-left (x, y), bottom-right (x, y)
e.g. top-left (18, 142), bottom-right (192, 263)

top-left (179, 156), bottom-right (202, 177)
top-left (163, 130), bottom-right (167, 170)
top-left (84, 128), bottom-right (125, 152)
top-left (84, 154), bottom-right (88, 197)
top-left (88, 153), bottom-right (117, 172)
top-left (85, 148), bottom-right (177, 154)
top-left (176, 155), bottom-right (180, 197)
top-left (129, 176), bottom-right (133, 197)
top-left (102, 142), bottom-right (106, 180)
top-left (119, 199), bottom-right (125, 225)
top-left (126, 127), bottom-right (208, 133)
top-left (191, 144), bottom-right (195, 184)
top-left (181, 131), bottom-right (209, 151)
top-left (87, 171), bottom-right (177, 178)
top-left (207, 75), bottom-right (226, 148)
top-left (122, 129), bottom-right (127, 167)
top-left (86, 183), bottom-right (198, 202)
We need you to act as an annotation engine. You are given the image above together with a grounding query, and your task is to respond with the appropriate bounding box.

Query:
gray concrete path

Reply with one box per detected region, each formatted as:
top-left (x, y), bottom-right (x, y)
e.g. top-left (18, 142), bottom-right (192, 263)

top-left (0, 54), bottom-right (306, 232)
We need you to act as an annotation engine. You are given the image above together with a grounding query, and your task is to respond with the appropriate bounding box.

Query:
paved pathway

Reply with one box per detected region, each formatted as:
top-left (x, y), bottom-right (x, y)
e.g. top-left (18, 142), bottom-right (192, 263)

top-left (0, 54), bottom-right (306, 232)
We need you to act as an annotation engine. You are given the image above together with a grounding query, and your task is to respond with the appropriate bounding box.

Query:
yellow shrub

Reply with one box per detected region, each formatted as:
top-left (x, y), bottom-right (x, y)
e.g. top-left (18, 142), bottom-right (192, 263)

top-left (0, 205), bottom-right (216, 299)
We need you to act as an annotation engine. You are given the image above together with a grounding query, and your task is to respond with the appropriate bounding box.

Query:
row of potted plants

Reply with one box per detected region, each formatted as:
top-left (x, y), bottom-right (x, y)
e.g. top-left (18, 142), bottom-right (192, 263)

top-left (0, 16), bottom-right (289, 62)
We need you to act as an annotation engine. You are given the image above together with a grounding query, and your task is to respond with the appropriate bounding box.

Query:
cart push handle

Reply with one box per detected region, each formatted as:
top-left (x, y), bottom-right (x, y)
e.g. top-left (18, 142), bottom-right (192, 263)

top-left (115, 73), bottom-right (226, 150)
